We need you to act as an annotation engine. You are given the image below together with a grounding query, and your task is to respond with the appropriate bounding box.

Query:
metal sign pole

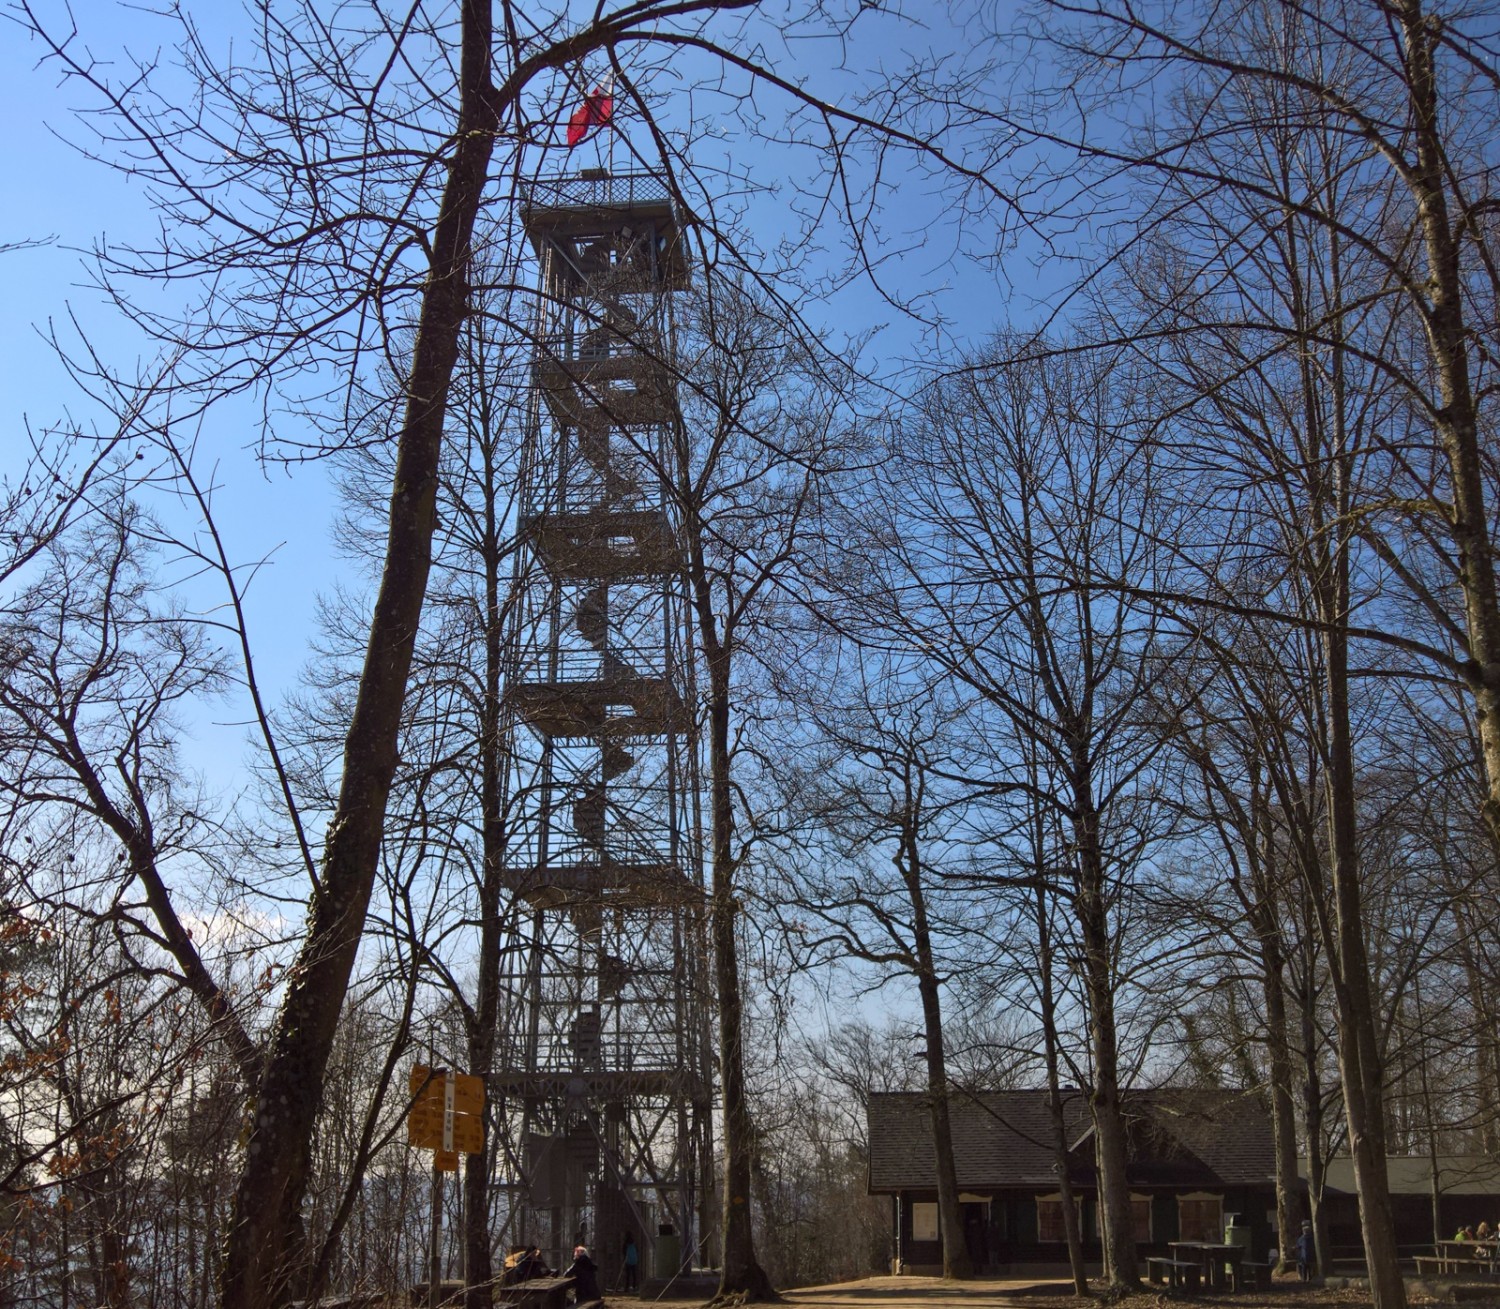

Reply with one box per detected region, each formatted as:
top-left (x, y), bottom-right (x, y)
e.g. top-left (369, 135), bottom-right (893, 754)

top-left (439, 1070), bottom-right (455, 1308)
top-left (430, 1161), bottom-right (443, 1309)
top-left (410, 1065), bottom-right (483, 1305)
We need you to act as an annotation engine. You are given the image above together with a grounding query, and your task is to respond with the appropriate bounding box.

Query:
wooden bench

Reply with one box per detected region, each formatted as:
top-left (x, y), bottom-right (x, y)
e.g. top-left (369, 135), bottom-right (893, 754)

top-left (1231, 1260), bottom-right (1271, 1292)
top-left (1147, 1257), bottom-right (1203, 1292)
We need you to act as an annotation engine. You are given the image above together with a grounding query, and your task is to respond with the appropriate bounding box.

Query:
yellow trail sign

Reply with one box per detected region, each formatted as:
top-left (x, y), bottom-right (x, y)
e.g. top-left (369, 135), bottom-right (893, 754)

top-left (408, 1066), bottom-right (486, 1155)
top-left (409, 1066), bottom-right (484, 1114)
top-left (408, 1110), bottom-right (483, 1153)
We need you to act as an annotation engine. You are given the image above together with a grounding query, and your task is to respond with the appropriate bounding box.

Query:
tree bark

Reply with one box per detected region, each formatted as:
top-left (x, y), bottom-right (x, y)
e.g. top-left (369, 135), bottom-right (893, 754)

top-left (1257, 909), bottom-right (1302, 1272)
top-left (1296, 878), bottom-right (1332, 1283)
top-left (697, 613), bottom-right (775, 1302)
top-left (1070, 779), bottom-right (1138, 1290)
top-left (910, 904), bottom-right (971, 1279)
top-left (465, 428), bottom-right (510, 1309)
top-left (219, 5), bottom-right (498, 1305)
top-left (1399, 0), bottom-right (1500, 1143)
top-left (1248, 783), bottom-right (1302, 1273)
top-left (1324, 631), bottom-right (1404, 1305)
top-left (1034, 874), bottom-right (1089, 1295)
top-left (1396, 0), bottom-right (1500, 854)
top-left (1299, 246), bottom-right (1404, 1308)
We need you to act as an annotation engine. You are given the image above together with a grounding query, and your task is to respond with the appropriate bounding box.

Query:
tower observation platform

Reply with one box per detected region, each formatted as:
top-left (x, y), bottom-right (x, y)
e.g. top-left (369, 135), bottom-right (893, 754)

top-left (492, 168), bottom-right (714, 1283)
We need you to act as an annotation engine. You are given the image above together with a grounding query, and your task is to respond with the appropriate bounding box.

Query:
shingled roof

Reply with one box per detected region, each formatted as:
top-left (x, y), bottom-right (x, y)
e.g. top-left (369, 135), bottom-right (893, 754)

top-left (867, 1088), bottom-right (1273, 1194)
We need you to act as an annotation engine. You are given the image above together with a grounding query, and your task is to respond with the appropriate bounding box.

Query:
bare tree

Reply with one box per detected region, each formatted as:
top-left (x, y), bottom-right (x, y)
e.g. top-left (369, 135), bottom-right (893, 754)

top-left (14, 1), bottom-right (1028, 1298)
top-left (845, 339), bottom-right (1177, 1290)
top-left (309, 294), bottom-right (537, 1308)
top-left (1148, 621), bottom-right (1329, 1274)
top-left (771, 663), bottom-right (985, 1279)
top-left (673, 277), bottom-right (855, 1300)
top-left (1104, 68), bottom-right (1431, 1289)
top-left (960, 7), bottom-right (1500, 1292)
top-left (0, 489), bottom-right (264, 1091)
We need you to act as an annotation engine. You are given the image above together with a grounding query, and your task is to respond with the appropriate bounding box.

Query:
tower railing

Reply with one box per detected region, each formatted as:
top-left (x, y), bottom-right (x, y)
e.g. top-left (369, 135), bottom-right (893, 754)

top-left (521, 170), bottom-right (676, 213)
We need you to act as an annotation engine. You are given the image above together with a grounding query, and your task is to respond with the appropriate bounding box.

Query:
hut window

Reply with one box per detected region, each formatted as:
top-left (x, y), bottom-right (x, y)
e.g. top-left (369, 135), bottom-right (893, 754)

top-left (911, 1202), bottom-right (939, 1243)
top-left (1178, 1193), bottom-right (1223, 1243)
top-left (1131, 1194), bottom-right (1152, 1242)
top-left (1036, 1193), bottom-right (1081, 1243)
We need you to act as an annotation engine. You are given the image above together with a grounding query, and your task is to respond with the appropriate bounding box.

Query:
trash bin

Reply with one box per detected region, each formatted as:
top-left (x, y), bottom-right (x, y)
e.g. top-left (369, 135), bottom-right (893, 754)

top-left (655, 1224), bottom-right (681, 1278)
top-left (1225, 1216), bottom-right (1250, 1252)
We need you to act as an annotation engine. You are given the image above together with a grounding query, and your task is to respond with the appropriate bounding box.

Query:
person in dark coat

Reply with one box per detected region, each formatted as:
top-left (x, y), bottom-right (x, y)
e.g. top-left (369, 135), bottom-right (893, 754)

top-left (567, 1245), bottom-right (601, 1304)
top-left (1295, 1222), bottom-right (1317, 1283)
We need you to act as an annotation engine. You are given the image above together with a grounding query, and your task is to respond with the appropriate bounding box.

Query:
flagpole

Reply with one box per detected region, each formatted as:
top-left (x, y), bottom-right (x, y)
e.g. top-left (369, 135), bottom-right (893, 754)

top-left (607, 73), bottom-right (617, 176)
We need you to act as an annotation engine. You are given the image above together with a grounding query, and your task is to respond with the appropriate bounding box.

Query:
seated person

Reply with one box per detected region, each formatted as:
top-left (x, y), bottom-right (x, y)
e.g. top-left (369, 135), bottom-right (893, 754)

top-left (566, 1245), bottom-right (600, 1305)
top-left (502, 1246), bottom-right (554, 1285)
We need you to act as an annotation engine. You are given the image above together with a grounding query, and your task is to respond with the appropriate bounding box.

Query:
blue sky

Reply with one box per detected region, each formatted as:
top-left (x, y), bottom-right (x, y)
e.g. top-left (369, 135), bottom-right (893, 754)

top-left (0, 0), bottom-right (1113, 1059)
top-left (3, 4), bottom-right (347, 722)
top-left (1, 0), bottom-right (1052, 797)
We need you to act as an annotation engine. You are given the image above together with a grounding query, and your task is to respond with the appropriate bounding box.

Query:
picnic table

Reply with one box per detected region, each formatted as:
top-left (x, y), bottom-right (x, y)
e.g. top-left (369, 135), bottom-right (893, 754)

top-left (1168, 1241), bottom-right (1247, 1291)
top-left (287, 1296), bottom-right (381, 1309)
top-left (1232, 1259), bottom-right (1272, 1291)
top-left (1414, 1241), bottom-right (1500, 1279)
top-left (409, 1281), bottom-right (466, 1308)
top-left (496, 1274), bottom-right (577, 1309)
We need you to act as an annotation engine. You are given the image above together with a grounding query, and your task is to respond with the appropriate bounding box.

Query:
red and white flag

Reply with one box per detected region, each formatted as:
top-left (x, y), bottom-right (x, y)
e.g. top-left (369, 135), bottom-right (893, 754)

top-left (566, 82), bottom-right (614, 147)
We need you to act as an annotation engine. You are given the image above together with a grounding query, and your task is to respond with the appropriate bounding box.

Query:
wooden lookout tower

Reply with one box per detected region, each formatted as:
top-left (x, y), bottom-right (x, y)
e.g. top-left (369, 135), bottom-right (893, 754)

top-left (493, 168), bottom-right (714, 1281)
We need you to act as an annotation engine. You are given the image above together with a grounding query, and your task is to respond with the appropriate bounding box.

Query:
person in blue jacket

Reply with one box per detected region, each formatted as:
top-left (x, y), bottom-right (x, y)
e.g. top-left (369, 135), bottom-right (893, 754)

top-left (1295, 1221), bottom-right (1317, 1282)
top-left (622, 1234), bottom-right (639, 1293)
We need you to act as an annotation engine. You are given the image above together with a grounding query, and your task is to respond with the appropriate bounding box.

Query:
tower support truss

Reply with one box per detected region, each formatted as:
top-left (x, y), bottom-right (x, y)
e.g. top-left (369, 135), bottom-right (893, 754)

top-left (494, 169), bottom-right (714, 1283)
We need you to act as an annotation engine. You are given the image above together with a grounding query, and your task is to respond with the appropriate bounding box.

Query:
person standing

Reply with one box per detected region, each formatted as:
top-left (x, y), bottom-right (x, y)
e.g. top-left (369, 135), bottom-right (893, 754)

top-left (1295, 1222), bottom-right (1317, 1283)
top-left (622, 1234), bottom-right (639, 1293)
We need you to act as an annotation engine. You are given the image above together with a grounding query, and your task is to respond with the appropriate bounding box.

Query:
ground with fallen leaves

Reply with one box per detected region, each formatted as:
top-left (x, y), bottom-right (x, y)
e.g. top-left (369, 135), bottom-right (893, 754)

top-left (684, 1273), bottom-right (1500, 1309)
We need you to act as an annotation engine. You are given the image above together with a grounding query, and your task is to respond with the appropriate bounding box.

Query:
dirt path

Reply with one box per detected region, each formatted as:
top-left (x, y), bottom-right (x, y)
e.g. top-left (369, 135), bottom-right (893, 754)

top-left (779, 1277), bottom-right (1080, 1309)
top-left (606, 1272), bottom-right (1489, 1309)
top-left (767, 1273), bottom-right (1472, 1309)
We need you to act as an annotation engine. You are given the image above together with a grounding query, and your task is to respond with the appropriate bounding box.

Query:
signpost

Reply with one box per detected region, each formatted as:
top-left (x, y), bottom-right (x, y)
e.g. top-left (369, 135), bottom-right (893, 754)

top-left (409, 1067), bottom-right (485, 1306)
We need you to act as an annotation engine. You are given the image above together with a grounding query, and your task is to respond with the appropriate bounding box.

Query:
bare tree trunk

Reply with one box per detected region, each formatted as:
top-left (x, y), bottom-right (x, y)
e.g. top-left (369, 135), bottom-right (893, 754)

top-left (219, 6), bottom-right (498, 1305)
top-left (1305, 286), bottom-right (1404, 1309)
top-left (1250, 785), bottom-right (1303, 1273)
top-left (1259, 919), bottom-right (1302, 1273)
top-left (1034, 875), bottom-right (1089, 1295)
top-left (1324, 677), bottom-right (1404, 1304)
top-left (699, 630), bottom-right (775, 1302)
top-left (899, 790), bottom-right (972, 1281)
top-left (1414, 970), bottom-right (1445, 1246)
top-left (1071, 785), bottom-right (1138, 1290)
top-left (465, 439), bottom-right (510, 1309)
top-left (913, 957), bottom-right (971, 1280)
top-left (1396, 0), bottom-right (1500, 855)
top-left (1297, 890), bottom-right (1331, 1282)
